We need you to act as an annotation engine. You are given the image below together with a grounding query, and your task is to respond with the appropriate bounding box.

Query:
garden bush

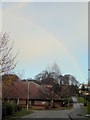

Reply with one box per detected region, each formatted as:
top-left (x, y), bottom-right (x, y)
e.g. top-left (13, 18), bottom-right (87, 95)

top-left (2, 101), bottom-right (22, 118)
top-left (16, 105), bottom-right (22, 111)
top-left (61, 98), bottom-right (73, 107)
top-left (69, 98), bottom-right (73, 103)
top-left (2, 102), bottom-right (14, 117)
top-left (7, 103), bottom-right (14, 115)
top-left (2, 106), bottom-right (7, 117)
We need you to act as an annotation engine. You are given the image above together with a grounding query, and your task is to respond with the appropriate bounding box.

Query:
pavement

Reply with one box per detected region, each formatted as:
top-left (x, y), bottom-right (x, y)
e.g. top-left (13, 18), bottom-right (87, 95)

top-left (68, 97), bottom-right (89, 120)
top-left (68, 108), bottom-right (88, 120)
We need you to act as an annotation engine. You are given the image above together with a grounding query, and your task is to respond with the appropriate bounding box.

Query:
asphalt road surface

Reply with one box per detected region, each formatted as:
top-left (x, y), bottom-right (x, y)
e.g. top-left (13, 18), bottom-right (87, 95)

top-left (22, 97), bottom-right (81, 118)
top-left (22, 109), bottom-right (71, 118)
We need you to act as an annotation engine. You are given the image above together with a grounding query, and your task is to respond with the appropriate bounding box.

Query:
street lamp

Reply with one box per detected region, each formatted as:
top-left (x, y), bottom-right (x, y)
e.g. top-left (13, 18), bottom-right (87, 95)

top-left (48, 84), bottom-right (54, 108)
top-left (27, 80), bottom-right (30, 111)
top-left (51, 86), bottom-right (54, 108)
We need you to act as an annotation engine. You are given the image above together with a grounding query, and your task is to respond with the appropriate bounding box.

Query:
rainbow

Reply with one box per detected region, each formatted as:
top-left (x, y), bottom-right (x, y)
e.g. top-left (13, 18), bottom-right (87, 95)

top-left (4, 2), bottom-right (85, 82)
top-left (29, 20), bottom-right (85, 82)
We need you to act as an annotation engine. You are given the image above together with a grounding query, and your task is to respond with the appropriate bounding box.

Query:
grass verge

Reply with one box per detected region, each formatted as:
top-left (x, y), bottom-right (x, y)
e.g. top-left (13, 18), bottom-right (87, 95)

top-left (87, 101), bottom-right (90, 114)
top-left (77, 96), bottom-right (84, 103)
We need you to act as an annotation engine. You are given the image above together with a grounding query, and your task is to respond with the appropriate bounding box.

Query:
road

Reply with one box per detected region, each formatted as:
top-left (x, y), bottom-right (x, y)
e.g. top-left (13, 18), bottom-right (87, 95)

top-left (22, 97), bottom-right (81, 118)
top-left (22, 109), bottom-right (71, 118)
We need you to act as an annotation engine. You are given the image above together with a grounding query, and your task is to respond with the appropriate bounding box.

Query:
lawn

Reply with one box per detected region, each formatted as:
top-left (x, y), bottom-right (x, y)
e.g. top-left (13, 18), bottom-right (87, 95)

top-left (77, 96), bottom-right (84, 103)
top-left (2, 108), bottom-right (33, 120)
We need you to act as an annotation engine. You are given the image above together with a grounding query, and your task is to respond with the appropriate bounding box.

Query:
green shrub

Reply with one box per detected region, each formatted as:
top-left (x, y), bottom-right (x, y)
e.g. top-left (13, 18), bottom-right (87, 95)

top-left (69, 99), bottom-right (73, 103)
top-left (2, 106), bottom-right (7, 117)
top-left (16, 105), bottom-right (22, 111)
top-left (7, 103), bottom-right (14, 115)
top-left (12, 103), bottom-right (17, 112)
top-left (2, 101), bottom-right (23, 118)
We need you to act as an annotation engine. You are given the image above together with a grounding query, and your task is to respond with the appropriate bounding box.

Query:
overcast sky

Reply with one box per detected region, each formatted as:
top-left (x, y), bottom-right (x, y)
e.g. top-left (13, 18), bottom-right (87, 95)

top-left (2, 2), bottom-right (88, 83)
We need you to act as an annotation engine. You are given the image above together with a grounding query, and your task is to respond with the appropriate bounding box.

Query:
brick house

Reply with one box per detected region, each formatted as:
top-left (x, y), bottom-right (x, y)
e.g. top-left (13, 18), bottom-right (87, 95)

top-left (2, 79), bottom-right (62, 109)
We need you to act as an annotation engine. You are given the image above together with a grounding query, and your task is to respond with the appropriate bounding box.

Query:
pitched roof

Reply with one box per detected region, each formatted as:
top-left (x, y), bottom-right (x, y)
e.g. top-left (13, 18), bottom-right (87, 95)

top-left (2, 80), bottom-right (61, 100)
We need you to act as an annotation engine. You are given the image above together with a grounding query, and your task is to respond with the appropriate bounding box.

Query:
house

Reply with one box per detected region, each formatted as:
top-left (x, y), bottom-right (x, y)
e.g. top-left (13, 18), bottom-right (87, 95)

top-left (2, 78), bottom-right (62, 109)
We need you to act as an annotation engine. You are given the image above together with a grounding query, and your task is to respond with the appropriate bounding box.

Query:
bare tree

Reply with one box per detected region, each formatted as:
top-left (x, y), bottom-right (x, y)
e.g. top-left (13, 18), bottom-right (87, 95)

top-left (48, 62), bottom-right (61, 74)
top-left (0, 32), bottom-right (17, 76)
